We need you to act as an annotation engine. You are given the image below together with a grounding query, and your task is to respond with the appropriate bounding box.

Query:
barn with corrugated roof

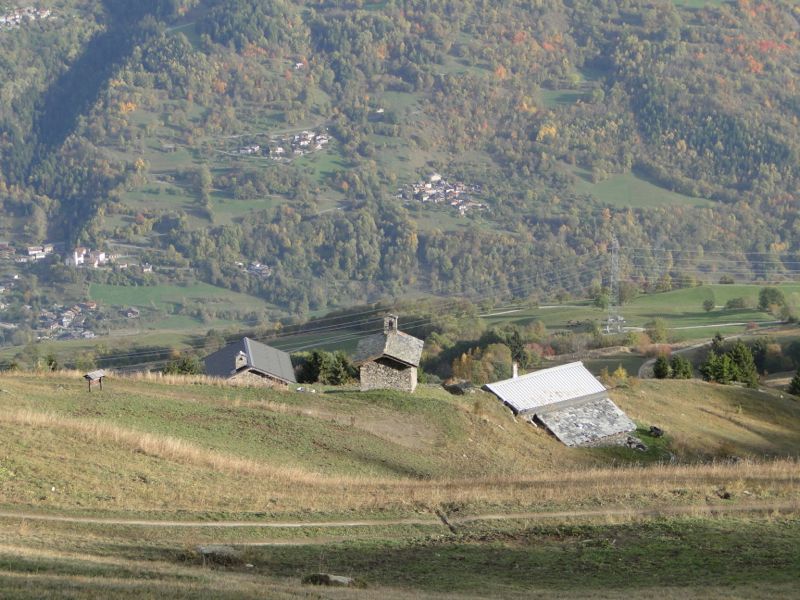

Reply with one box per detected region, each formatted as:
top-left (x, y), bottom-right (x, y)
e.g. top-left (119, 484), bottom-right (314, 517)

top-left (484, 361), bottom-right (635, 447)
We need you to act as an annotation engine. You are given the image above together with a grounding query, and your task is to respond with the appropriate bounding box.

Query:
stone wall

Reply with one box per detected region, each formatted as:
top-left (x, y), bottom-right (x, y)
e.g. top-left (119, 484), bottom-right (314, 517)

top-left (535, 397), bottom-right (635, 447)
top-left (228, 369), bottom-right (289, 389)
top-left (360, 359), bottom-right (417, 393)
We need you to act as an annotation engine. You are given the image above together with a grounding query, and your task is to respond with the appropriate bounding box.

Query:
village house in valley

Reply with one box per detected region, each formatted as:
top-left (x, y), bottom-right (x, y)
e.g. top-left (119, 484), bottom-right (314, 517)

top-left (401, 173), bottom-right (485, 215)
top-left (484, 361), bottom-right (636, 447)
top-left (204, 337), bottom-right (297, 388)
top-left (354, 315), bottom-right (424, 393)
top-left (0, 6), bottom-right (52, 31)
top-left (66, 247), bottom-right (110, 268)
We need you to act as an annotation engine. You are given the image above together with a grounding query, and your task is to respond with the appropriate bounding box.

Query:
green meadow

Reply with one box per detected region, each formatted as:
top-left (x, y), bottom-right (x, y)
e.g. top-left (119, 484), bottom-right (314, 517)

top-left (571, 168), bottom-right (713, 209)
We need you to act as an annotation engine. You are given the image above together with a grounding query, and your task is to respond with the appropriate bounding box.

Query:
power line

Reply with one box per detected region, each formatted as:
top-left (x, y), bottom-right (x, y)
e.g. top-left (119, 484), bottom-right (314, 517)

top-left (92, 257), bottom-right (608, 364)
top-left (281, 260), bottom-right (612, 352)
top-left (28, 241), bottom-right (800, 370)
top-left (621, 246), bottom-right (800, 258)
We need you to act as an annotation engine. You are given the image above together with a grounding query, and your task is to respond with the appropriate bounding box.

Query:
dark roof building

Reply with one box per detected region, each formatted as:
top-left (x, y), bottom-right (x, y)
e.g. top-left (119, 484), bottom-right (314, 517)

top-left (204, 337), bottom-right (296, 387)
top-left (484, 362), bottom-right (636, 447)
top-left (354, 315), bottom-right (424, 393)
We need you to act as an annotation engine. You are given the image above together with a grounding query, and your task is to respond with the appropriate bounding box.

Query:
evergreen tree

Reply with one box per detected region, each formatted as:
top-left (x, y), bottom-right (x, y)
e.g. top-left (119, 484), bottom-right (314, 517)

top-left (750, 337), bottom-right (770, 374)
top-left (304, 350), bottom-right (330, 383)
top-left (700, 350), bottom-right (719, 382)
top-left (713, 354), bottom-right (735, 385)
top-left (700, 350), bottom-right (734, 384)
top-left (322, 351), bottom-right (355, 386)
top-left (297, 350), bottom-right (355, 385)
top-left (670, 355), bottom-right (693, 379)
top-left (789, 368), bottom-right (800, 396)
top-left (711, 332), bottom-right (725, 354)
top-left (728, 341), bottom-right (758, 388)
top-left (653, 355), bottom-right (671, 379)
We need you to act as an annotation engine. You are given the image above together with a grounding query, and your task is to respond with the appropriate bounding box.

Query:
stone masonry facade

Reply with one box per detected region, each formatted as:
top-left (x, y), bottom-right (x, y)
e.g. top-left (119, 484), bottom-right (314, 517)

top-left (228, 369), bottom-right (290, 389)
top-left (360, 359), bottom-right (418, 393)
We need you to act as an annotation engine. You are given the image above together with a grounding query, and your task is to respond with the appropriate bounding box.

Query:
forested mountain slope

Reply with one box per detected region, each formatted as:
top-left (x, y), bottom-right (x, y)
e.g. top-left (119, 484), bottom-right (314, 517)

top-left (1, 0), bottom-right (798, 316)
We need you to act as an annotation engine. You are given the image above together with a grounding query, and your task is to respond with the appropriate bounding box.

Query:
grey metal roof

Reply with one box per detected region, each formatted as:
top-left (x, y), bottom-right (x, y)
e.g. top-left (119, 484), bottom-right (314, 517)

top-left (484, 361), bottom-right (608, 414)
top-left (536, 397), bottom-right (636, 447)
top-left (354, 330), bottom-right (424, 367)
top-left (204, 337), bottom-right (296, 383)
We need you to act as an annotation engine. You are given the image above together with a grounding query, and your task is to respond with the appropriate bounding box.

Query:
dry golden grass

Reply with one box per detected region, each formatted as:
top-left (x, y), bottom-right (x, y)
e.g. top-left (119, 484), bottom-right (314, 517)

top-left (9, 369), bottom-right (247, 388)
top-left (1, 408), bottom-right (322, 485)
top-left (2, 369), bottom-right (800, 600)
top-left (2, 406), bottom-right (799, 515)
top-left (613, 379), bottom-right (800, 458)
top-left (1, 371), bottom-right (799, 516)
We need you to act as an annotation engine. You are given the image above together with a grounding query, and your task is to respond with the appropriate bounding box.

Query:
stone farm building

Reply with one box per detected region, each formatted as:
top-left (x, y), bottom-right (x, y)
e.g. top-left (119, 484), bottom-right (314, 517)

top-left (484, 361), bottom-right (635, 447)
top-left (203, 337), bottom-right (296, 388)
top-left (354, 315), bottom-right (424, 393)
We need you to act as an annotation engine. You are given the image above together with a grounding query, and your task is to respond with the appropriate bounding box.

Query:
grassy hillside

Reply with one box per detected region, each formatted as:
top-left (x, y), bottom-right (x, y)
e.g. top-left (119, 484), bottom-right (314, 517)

top-left (3, 0), bottom-right (800, 330)
top-left (1, 372), bottom-right (799, 515)
top-left (1, 372), bottom-right (800, 597)
top-left (485, 284), bottom-right (800, 337)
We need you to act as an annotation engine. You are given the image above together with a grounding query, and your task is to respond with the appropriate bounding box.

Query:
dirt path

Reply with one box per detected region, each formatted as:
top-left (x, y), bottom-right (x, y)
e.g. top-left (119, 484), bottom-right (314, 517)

top-left (638, 339), bottom-right (712, 379)
top-left (1, 501), bottom-right (796, 535)
top-left (0, 511), bottom-right (440, 529)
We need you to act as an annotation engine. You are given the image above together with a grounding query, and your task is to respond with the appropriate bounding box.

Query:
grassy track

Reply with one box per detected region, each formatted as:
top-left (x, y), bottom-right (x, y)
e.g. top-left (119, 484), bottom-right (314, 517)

top-left (0, 514), bottom-right (798, 598)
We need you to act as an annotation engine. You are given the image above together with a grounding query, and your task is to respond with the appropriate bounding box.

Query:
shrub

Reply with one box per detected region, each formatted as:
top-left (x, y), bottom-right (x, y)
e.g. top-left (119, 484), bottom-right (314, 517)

top-left (758, 287), bottom-right (786, 311)
top-left (163, 354), bottom-right (204, 375)
top-left (640, 343), bottom-right (671, 358)
top-left (725, 297), bottom-right (748, 309)
top-left (645, 318), bottom-right (668, 343)
top-left (605, 364), bottom-right (630, 388)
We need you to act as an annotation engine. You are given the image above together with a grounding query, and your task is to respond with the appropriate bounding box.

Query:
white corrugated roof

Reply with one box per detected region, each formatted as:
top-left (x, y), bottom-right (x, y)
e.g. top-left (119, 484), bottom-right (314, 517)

top-left (484, 361), bottom-right (607, 414)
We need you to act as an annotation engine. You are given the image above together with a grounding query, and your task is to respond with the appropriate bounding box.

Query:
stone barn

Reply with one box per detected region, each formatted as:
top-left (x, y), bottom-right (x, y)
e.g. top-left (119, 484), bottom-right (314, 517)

top-left (484, 361), bottom-right (636, 447)
top-left (203, 337), bottom-right (296, 388)
top-left (354, 315), bottom-right (424, 393)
